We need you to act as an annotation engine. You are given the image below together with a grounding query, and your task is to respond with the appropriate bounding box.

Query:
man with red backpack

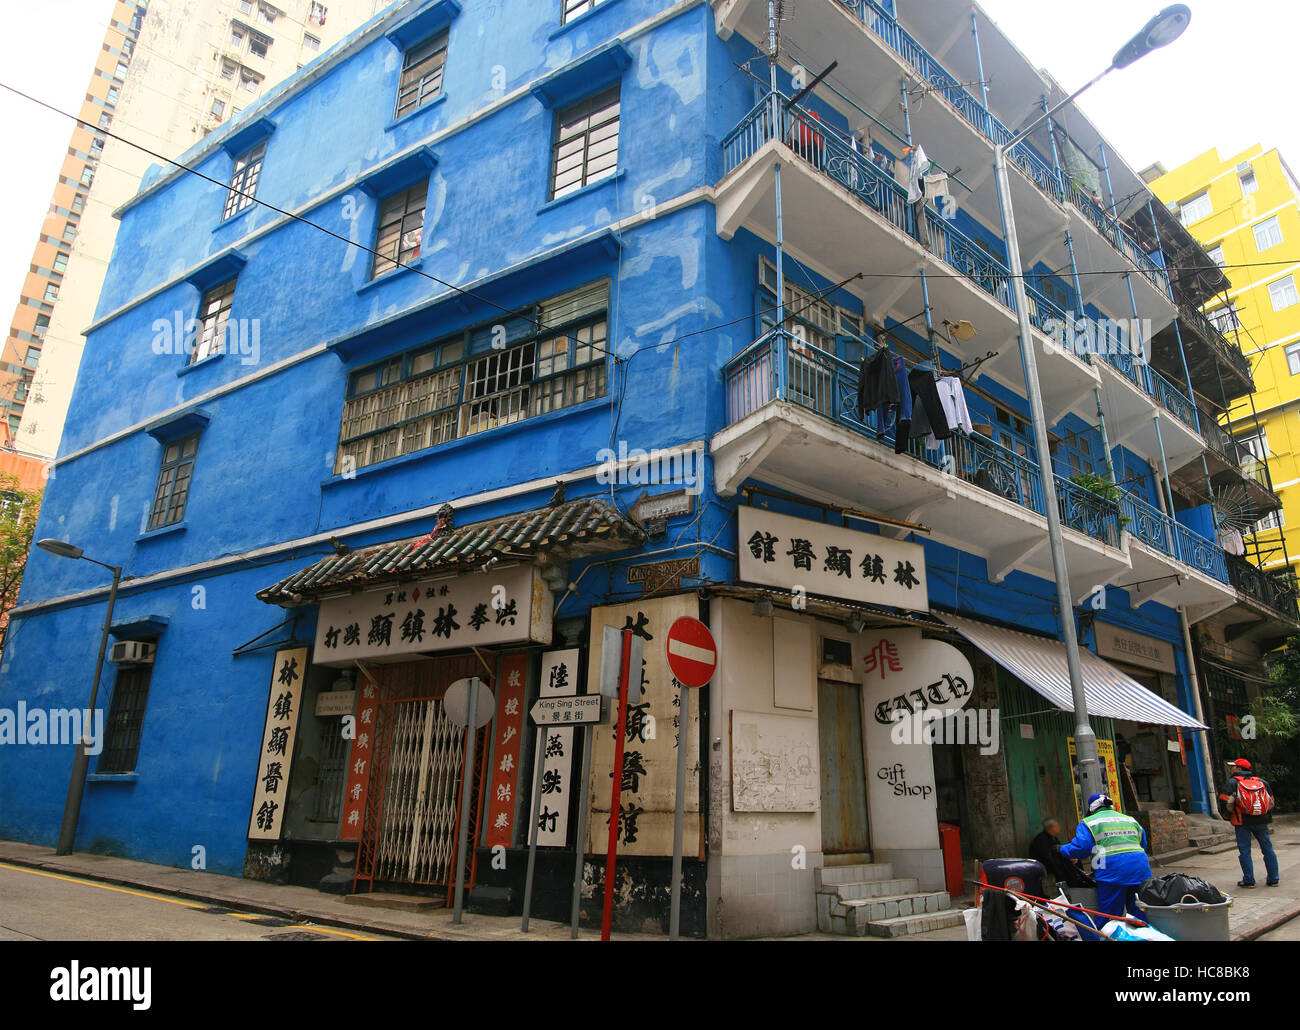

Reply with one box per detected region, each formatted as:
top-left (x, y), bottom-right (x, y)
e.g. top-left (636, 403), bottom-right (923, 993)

top-left (1217, 758), bottom-right (1280, 888)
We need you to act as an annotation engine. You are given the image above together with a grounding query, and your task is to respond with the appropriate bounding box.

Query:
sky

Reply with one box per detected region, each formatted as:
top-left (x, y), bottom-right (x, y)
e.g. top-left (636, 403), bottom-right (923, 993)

top-left (0, 1), bottom-right (1296, 328)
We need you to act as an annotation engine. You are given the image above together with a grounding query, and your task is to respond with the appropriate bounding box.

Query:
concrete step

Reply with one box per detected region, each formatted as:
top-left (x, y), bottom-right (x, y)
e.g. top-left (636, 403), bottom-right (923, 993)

top-left (818, 890), bottom-right (951, 934)
top-left (823, 852), bottom-right (873, 867)
top-left (817, 876), bottom-right (920, 902)
top-left (813, 863), bottom-right (894, 890)
top-left (1190, 832), bottom-right (1235, 849)
top-left (865, 907), bottom-right (966, 938)
top-left (1200, 841), bottom-right (1238, 855)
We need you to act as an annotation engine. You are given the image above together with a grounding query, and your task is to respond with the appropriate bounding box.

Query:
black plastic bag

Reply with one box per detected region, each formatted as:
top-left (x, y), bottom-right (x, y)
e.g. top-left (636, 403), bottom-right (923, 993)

top-left (1139, 873), bottom-right (1227, 906)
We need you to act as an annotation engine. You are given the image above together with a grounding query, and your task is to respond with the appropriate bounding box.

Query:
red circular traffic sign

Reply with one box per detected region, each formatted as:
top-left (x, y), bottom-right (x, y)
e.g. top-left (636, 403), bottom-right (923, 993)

top-left (665, 617), bottom-right (716, 688)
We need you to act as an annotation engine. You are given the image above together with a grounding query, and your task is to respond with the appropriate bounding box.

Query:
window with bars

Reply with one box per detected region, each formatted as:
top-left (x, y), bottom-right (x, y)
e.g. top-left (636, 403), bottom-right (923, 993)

top-left (551, 86), bottom-right (620, 200)
top-left (223, 140), bottom-right (266, 219)
top-left (561, 0), bottom-right (612, 23)
top-left (149, 434), bottom-right (199, 530)
top-left (370, 183), bottom-right (426, 279)
top-left (395, 31), bottom-right (449, 119)
top-left (98, 664), bottom-right (154, 774)
top-left (193, 279), bottom-right (236, 363)
top-left (335, 282), bottom-right (609, 473)
top-left (1206, 303), bottom-right (1241, 334)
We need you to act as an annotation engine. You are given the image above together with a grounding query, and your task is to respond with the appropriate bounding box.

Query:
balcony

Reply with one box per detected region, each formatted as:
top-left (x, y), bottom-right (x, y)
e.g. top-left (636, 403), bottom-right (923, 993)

top-left (715, 0), bottom-right (1173, 305)
top-left (714, 329), bottom-right (1237, 615)
top-left (1177, 303), bottom-right (1253, 391)
top-left (1226, 555), bottom-right (1300, 622)
top-left (717, 95), bottom-right (1100, 421)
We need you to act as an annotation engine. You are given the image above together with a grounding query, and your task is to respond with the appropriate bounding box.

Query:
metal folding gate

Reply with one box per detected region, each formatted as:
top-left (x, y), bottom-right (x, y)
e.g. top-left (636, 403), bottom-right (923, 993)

top-left (354, 655), bottom-right (490, 900)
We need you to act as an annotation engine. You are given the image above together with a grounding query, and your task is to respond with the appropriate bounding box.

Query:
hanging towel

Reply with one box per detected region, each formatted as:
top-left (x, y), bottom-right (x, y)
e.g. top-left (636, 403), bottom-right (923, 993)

top-left (905, 145), bottom-right (930, 204)
top-left (908, 368), bottom-right (952, 444)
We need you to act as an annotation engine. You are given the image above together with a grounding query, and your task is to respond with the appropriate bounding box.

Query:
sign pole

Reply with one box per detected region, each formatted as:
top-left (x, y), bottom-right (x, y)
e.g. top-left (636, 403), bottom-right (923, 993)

top-left (570, 719), bottom-right (594, 939)
top-left (670, 681), bottom-right (691, 941)
top-left (451, 676), bottom-right (480, 925)
top-left (520, 724), bottom-right (547, 932)
top-left (600, 628), bottom-right (634, 941)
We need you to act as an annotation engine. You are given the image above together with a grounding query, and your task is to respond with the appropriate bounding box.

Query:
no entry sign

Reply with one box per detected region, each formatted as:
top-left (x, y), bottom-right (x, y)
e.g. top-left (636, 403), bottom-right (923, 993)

top-left (665, 617), bottom-right (716, 688)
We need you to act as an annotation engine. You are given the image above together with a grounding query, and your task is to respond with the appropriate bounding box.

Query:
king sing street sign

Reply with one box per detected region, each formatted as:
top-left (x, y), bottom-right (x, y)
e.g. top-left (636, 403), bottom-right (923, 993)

top-left (530, 694), bottom-right (603, 725)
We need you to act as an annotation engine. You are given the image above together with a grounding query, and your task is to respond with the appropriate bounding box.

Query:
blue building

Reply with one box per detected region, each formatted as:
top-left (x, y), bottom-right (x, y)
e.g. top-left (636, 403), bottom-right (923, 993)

top-left (1, 0), bottom-right (1294, 939)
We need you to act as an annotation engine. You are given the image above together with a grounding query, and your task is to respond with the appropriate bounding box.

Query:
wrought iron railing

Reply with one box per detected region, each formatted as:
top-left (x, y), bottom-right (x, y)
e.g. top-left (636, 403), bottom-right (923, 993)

top-left (831, 0), bottom-right (1171, 297)
top-left (1179, 303), bottom-right (1253, 384)
top-left (1117, 490), bottom-right (1229, 582)
top-left (1226, 554), bottom-right (1299, 620)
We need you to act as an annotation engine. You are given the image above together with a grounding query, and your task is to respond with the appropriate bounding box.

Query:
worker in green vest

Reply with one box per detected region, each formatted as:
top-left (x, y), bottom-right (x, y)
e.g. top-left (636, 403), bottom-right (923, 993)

top-left (1058, 793), bottom-right (1151, 922)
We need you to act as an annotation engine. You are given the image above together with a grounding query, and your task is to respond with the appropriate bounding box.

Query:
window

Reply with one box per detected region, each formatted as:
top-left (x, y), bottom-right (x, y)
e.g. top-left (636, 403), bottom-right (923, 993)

top-left (223, 140), bottom-right (266, 219)
top-left (33, 314), bottom-right (49, 336)
top-left (303, 33), bottom-right (320, 51)
top-left (193, 280), bottom-right (236, 362)
top-left (211, 98), bottom-right (226, 119)
top-left (1207, 303), bottom-right (1240, 333)
top-left (1286, 342), bottom-right (1300, 375)
top-left (98, 664), bottom-right (154, 774)
top-left (1239, 427), bottom-right (1268, 463)
top-left (335, 282), bottom-right (609, 472)
top-left (1254, 216), bottom-right (1283, 251)
top-left (395, 31), bottom-right (449, 119)
top-left (24, 348), bottom-right (40, 368)
top-left (1270, 275), bottom-right (1299, 312)
top-left (1179, 191), bottom-right (1211, 225)
top-left (114, 60), bottom-right (128, 80)
top-left (257, 3), bottom-right (278, 26)
top-left (90, 135), bottom-right (104, 153)
top-left (249, 32), bottom-right (271, 59)
top-left (309, 2), bottom-right (327, 26)
top-left (239, 0), bottom-right (253, 12)
top-left (43, 283), bottom-right (58, 303)
top-left (1240, 168), bottom-right (1258, 195)
top-left (149, 433), bottom-right (199, 530)
top-left (80, 165), bottom-right (94, 187)
top-left (562, 0), bottom-right (611, 23)
top-left (106, 86), bottom-right (119, 104)
top-left (62, 222), bottom-right (77, 243)
top-left (71, 193), bottom-right (85, 213)
top-left (1253, 509), bottom-right (1285, 533)
top-left (98, 111), bottom-right (111, 128)
top-left (1206, 244), bottom-right (1225, 267)
top-left (231, 27), bottom-right (245, 48)
top-left (220, 59), bottom-right (237, 81)
top-left (53, 252), bottom-right (69, 273)
top-left (239, 68), bottom-right (262, 92)
top-left (551, 86), bottom-right (620, 200)
top-left (371, 183), bottom-right (426, 279)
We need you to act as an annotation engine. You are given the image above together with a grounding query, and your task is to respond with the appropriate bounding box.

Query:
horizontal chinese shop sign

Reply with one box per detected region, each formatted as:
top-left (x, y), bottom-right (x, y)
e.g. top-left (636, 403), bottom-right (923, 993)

top-left (313, 564), bottom-right (552, 665)
top-left (738, 507), bottom-right (928, 612)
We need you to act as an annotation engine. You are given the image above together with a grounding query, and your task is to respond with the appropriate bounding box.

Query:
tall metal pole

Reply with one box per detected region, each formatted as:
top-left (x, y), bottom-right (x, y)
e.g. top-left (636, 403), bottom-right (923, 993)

top-left (668, 686), bottom-right (690, 940)
top-left (569, 721), bottom-right (594, 938)
top-left (993, 142), bottom-right (1105, 800)
top-left (452, 676), bottom-right (480, 925)
top-left (56, 563), bottom-right (121, 856)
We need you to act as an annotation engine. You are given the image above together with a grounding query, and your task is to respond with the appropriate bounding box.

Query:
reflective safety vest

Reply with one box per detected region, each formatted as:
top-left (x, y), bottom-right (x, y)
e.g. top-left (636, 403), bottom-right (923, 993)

top-left (1081, 810), bottom-right (1144, 861)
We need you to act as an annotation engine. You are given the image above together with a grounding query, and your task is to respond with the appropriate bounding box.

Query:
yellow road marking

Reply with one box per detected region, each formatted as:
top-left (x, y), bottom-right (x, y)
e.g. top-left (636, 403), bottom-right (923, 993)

top-left (0, 862), bottom-right (208, 909)
top-left (298, 924), bottom-right (378, 941)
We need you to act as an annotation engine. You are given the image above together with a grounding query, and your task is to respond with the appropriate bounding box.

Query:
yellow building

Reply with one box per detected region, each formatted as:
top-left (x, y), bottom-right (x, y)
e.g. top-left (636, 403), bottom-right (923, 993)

top-left (1148, 147), bottom-right (1300, 576)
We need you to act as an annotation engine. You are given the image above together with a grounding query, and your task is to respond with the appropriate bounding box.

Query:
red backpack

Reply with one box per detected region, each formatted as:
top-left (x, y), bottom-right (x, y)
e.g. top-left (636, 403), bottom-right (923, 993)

top-left (1234, 776), bottom-right (1274, 817)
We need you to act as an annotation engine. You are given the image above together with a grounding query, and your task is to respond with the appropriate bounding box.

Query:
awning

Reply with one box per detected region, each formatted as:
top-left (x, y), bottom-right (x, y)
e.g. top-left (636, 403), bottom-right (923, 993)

top-left (940, 613), bottom-right (1206, 730)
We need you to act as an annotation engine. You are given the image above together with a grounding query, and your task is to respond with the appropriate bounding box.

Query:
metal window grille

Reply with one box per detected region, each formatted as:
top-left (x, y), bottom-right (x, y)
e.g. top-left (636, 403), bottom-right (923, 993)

top-left (551, 87), bottom-right (620, 199)
top-left (395, 32), bottom-right (448, 119)
top-left (97, 665), bottom-right (154, 773)
top-left (149, 434), bottom-right (199, 530)
top-left (562, 0), bottom-right (610, 23)
top-left (193, 279), bottom-right (237, 363)
top-left (370, 183), bottom-right (427, 279)
top-left (223, 140), bottom-right (266, 219)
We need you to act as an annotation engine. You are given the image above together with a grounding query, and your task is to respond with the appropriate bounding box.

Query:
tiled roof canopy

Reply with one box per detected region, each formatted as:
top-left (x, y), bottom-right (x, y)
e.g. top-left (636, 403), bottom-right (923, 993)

top-left (258, 498), bottom-right (644, 606)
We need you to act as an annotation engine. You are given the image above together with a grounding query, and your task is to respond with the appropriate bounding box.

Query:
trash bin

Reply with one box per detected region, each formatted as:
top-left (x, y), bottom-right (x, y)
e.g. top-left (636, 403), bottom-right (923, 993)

top-left (980, 858), bottom-right (1046, 899)
top-left (1136, 896), bottom-right (1233, 942)
top-left (938, 823), bottom-right (963, 899)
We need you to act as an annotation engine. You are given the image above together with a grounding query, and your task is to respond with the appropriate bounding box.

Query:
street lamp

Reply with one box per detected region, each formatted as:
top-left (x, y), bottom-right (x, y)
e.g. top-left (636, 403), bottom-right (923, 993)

top-left (37, 538), bottom-right (123, 855)
top-left (990, 6), bottom-right (1190, 801)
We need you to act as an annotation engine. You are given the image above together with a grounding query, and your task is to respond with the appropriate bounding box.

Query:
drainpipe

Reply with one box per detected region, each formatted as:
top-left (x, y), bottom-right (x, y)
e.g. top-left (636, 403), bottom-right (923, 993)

top-left (1123, 271), bottom-right (1150, 394)
top-left (1179, 607), bottom-right (1220, 818)
top-left (920, 267), bottom-right (937, 366)
top-left (1153, 413), bottom-right (1179, 560)
top-left (1146, 198), bottom-right (1177, 305)
top-left (900, 77), bottom-right (912, 145)
top-left (1042, 98), bottom-right (1068, 198)
top-left (1094, 389), bottom-right (1117, 484)
top-left (1099, 140), bottom-right (1118, 219)
top-left (768, 0), bottom-right (786, 400)
top-left (970, 12), bottom-right (991, 137)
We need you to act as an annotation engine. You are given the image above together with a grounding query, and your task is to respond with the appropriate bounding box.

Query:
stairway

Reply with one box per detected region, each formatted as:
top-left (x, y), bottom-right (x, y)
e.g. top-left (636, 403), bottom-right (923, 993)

top-left (1184, 813), bottom-right (1236, 853)
top-left (815, 861), bottom-right (964, 937)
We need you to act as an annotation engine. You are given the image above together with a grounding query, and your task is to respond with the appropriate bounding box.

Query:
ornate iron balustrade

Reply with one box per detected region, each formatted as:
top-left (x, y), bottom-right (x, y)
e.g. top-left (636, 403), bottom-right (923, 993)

top-left (1179, 303), bottom-right (1252, 384)
top-left (1226, 554), bottom-right (1299, 620)
top-left (1117, 490), bottom-right (1229, 582)
top-left (1148, 366), bottom-right (1198, 430)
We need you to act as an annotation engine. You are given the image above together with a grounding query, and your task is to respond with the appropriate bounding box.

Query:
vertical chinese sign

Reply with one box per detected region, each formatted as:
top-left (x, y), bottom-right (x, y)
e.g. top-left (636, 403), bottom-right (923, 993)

top-left (586, 596), bottom-right (702, 858)
top-left (530, 648), bottom-right (580, 846)
top-left (339, 668), bottom-right (379, 842)
top-left (247, 646), bottom-right (308, 841)
top-left (483, 654), bottom-right (528, 848)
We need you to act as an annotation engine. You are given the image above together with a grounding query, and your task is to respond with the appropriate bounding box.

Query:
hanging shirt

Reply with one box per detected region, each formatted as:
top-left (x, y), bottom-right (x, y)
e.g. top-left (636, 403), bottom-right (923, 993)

top-left (931, 376), bottom-right (973, 448)
top-left (906, 145), bottom-right (930, 204)
top-left (1222, 528), bottom-right (1246, 556)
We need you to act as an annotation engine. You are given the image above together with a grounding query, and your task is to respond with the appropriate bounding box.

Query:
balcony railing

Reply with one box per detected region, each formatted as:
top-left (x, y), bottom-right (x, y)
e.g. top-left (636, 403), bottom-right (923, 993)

top-left (724, 327), bottom-right (1127, 542)
top-left (1226, 554), bottom-right (1299, 620)
top-left (831, 0), bottom-right (1170, 297)
top-left (1117, 491), bottom-right (1228, 582)
top-left (1179, 303), bottom-right (1252, 384)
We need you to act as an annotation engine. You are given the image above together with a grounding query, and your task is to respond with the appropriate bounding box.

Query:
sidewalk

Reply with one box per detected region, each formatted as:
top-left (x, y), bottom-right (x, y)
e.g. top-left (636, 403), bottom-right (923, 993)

top-left (3, 818), bottom-right (1297, 942)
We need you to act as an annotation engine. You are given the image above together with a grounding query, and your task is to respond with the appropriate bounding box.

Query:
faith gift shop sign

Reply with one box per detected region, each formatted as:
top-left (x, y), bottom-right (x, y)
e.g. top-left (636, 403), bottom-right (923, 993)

top-left (312, 564), bottom-right (551, 664)
top-left (738, 508), bottom-right (928, 612)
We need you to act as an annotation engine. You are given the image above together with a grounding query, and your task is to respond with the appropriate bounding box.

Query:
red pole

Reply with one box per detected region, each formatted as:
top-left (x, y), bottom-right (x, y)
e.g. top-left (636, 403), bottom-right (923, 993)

top-left (601, 628), bottom-right (633, 941)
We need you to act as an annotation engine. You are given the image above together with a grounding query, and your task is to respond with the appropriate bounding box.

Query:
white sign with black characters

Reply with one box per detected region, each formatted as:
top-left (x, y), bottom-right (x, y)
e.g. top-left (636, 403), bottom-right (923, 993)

top-left (738, 508), bottom-right (928, 612)
top-left (247, 647), bottom-right (308, 842)
top-left (313, 565), bottom-right (551, 664)
top-left (530, 648), bottom-right (581, 847)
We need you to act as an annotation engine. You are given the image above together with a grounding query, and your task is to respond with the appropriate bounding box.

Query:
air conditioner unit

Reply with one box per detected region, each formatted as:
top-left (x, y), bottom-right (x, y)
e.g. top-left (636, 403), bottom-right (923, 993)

top-left (110, 640), bottom-right (156, 665)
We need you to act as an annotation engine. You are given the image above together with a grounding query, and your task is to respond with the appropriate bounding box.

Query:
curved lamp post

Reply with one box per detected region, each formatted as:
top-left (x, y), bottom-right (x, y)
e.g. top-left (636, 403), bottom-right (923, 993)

top-left (37, 538), bottom-right (123, 855)
top-left (990, 6), bottom-right (1190, 801)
